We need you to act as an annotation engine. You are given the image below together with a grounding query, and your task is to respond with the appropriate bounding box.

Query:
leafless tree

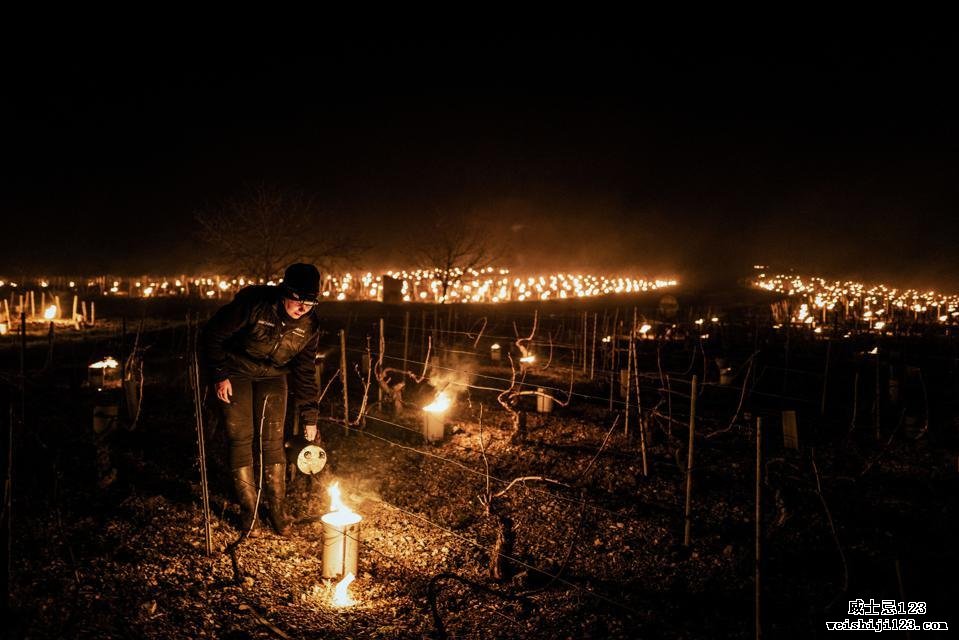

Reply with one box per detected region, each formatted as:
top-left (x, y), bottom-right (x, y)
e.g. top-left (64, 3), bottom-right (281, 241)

top-left (195, 184), bottom-right (364, 281)
top-left (412, 216), bottom-right (501, 303)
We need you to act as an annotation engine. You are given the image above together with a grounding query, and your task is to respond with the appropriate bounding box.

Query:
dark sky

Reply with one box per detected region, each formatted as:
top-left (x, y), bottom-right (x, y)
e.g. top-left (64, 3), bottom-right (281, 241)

top-left (3, 33), bottom-right (957, 288)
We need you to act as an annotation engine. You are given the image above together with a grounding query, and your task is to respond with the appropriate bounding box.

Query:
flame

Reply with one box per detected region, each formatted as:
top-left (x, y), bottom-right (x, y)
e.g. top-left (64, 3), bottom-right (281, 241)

top-left (639, 324), bottom-right (652, 334)
top-left (328, 481), bottom-right (347, 512)
top-left (44, 305), bottom-right (57, 320)
top-left (322, 482), bottom-right (362, 527)
top-left (332, 572), bottom-right (356, 607)
top-left (490, 343), bottom-right (501, 350)
top-left (424, 390), bottom-right (452, 413)
top-left (519, 355), bottom-right (535, 364)
top-left (89, 357), bottom-right (119, 369)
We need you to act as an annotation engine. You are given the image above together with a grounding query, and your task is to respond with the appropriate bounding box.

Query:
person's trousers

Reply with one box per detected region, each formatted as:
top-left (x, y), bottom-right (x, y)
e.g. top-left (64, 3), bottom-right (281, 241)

top-left (219, 375), bottom-right (287, 470)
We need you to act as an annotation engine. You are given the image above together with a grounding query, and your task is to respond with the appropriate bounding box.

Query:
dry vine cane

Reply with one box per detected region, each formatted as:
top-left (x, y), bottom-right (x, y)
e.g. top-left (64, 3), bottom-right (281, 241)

top-left (374, 336), bottom-right (432, 415)
top-left (498, 312), bottom-right (573, 442)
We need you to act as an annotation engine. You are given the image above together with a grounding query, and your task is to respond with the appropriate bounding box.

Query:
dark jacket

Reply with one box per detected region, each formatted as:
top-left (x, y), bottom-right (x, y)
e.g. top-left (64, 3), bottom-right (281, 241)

top-left (201, 285), bottom-right (321, 425)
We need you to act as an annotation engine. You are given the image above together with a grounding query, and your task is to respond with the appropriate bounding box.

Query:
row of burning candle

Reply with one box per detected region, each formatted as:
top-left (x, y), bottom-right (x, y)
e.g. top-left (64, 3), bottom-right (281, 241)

top-left (0, 304), bottom-right (70, 335)
top-left (0, 269), bottom-right (678, 303)
top-left (751, 271), bottom-right (959, 327)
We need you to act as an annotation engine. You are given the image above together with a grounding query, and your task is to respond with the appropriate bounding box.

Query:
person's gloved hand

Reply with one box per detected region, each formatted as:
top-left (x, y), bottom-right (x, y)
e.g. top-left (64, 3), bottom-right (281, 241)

top-left (216, 379), bottom-right (233, 404)
top-left (304, 424), bottom-right (317, 441)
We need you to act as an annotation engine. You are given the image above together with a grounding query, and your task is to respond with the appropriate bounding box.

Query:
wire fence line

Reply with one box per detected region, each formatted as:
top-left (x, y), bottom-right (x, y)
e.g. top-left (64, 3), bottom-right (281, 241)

top-left (329, 417), bottom-right (648, 519)
top-left (338, 343), bottom-right (813, 411)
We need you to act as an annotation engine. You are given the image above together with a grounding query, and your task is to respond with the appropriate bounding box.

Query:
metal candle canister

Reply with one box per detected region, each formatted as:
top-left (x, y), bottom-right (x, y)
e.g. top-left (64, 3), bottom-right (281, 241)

top-left (490, 343), bottom-right (501, 361)
top-left (422, 391), bottom-right (451, 442)
top-left (536, 387), bottom-right (553, 413)
top-left (423, 411), bottom-right (445, 442)
top-left (321, 511), bottom-right (361, 579)
top-left (88, 357), bottom-right (121, 389)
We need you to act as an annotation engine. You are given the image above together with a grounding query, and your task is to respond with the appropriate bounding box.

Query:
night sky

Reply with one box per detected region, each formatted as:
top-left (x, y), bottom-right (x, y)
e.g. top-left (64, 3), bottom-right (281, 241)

top-left (3, 33), bottom-right (957, 288)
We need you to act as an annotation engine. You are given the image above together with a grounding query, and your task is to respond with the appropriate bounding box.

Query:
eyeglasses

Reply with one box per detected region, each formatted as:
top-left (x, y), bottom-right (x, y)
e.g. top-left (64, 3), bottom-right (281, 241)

top-left (285, 294), bottom-right (318, 309)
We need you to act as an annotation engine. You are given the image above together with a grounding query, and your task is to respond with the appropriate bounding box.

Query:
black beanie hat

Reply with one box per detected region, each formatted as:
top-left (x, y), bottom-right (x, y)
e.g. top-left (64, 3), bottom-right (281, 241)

top-left (282, 263), bottom-right (321, 300)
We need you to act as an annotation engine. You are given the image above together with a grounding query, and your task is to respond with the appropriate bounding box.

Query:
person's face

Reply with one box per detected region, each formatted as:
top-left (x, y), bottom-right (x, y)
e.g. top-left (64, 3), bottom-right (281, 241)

top-left (283, 297), bottom-right (315, 319)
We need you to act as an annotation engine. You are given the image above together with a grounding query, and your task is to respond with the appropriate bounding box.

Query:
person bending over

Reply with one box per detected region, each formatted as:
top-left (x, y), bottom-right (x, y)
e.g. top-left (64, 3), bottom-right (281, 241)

top-left (201, 263), bottom-right (322, 536)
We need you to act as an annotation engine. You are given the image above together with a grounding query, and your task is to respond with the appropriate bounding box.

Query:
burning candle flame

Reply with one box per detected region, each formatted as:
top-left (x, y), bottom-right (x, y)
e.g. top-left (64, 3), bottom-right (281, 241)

top-left (332, 572), bottom-right (356, 607)
top-left (519, 355), bottom-right (535, 364)
top-left (328, 481), bottom-right (347, 512)
top-left (323, 482), bottom-right (361, 527)
top-left (423, 390), bottom-right (452, 413)
top-left (89, 357), bottom-right (119, 369)
top-left (44, 305), bottom-right (57, 320)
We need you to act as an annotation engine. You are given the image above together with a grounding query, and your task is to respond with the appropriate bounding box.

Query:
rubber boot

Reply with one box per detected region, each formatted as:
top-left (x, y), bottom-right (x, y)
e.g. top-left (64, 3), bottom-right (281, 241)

top-left (264, 463), bottom-right (293, 536)
top-left (232, 466), bottom-right (261, 538)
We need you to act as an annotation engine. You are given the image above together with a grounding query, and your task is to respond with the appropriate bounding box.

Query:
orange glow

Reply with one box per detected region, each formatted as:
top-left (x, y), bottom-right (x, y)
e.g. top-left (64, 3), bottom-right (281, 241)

top-left (322, 482), bottom-right (361, 527)
top-left (424, 390), bottom-right (452, 413)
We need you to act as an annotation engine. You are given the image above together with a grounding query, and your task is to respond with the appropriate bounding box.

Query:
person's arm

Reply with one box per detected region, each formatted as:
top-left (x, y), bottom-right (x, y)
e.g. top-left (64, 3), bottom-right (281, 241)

top-left (290, 330), bottom-right (321, 439)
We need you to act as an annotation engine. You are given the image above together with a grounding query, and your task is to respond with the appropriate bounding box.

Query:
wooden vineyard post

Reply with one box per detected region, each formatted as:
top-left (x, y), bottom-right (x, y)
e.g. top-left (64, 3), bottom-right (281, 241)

top-left (378, 318), bottom-right (385, 405)
top-left (608, 368), bottom-right (614, 412)
top-left (582, 311), bottom-right (588, 374)
top-left (20, 311), bottom-right (26, 412)
top-left (683, 375), bottom-right (698, 546)
top-left (632, 338), bottom-right (648, 476)
top-left (874, 350), bottom-right (881, 441)
top-left (45, 320), bottom-right (54, 369)
top-left (624, 330), bottom-right (632, 439)
top-left (420, 310), bottom-right (426, 364)
top-left (755, 416), bottom-right (763, 640)
top-left (781, 411), bottom-right (799, 450)
top-left (340, 329), bottom-right (349, 434)
top-left (821, 339), bottom-right (831, 416)
top-left (666, 373), bottom-right (673, 437)
top-left (402, 311), bottom-right (410, 373)
top-left (120, 316), bottom-right (127, 382)
top-left (590, 312), bottom-right (598, 380)
top-left (610, 307), bottom-right (619, 371)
